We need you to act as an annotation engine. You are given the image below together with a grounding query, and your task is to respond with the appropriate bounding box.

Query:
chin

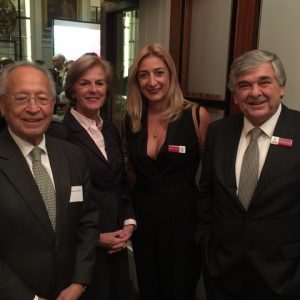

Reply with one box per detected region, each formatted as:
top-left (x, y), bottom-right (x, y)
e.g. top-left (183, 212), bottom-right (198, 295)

top-left (148, 96), bottom-right (164, 102)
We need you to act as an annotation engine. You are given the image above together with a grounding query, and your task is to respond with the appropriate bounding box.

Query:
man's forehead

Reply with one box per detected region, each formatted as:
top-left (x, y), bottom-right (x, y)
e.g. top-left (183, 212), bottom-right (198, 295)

top-left (8, 66), bottom-right (44, 77)
top-left (236, 64), bottom-right (276, 79)
top-left (6, 67), bottom-right (50, 91)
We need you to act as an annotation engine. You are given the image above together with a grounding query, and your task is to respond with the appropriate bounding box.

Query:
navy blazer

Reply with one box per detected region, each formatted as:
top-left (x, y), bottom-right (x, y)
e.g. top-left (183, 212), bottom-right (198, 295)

top-left (48, 111), bottom-right (135, 233)
top-left (0, 128), bottom-right (98, 299)
top-left (196, 105), bottom-right (300, 298)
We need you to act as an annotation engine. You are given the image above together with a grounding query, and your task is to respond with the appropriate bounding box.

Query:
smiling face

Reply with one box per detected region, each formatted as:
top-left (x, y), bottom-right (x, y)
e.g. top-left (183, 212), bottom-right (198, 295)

top-left (137, 55), bottom-right (170, 105)
top-left (0, 66), bottom-right (55, 145)
top-left (72, 65), bottom-right (107, 119)
top-left (234, 62), bottom-right (284, 126)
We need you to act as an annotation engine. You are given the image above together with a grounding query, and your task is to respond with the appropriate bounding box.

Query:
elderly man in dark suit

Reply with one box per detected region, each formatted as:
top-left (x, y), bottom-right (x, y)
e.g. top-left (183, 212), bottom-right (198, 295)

top-left (0, 61), bottom-right (98, 300)
top-left (196, 49), bottom-right (300, 300)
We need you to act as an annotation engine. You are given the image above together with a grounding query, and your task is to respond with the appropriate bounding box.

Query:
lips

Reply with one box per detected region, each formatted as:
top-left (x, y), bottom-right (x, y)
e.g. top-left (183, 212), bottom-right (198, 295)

top-left (147, 88), bottom-right (160, 94)
top-left (85, 95), bottom-right (102, 101)
top-left (248, 99), bottom-right (267, 105)
top-left (24, 118), bottom-right (43, 122)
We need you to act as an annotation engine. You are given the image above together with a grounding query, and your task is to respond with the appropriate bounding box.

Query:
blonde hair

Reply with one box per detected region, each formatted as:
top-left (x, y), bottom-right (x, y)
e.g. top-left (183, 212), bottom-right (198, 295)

top-left (127, 42), bottom-right (191, 133)
top-left (65, 55), bottom-right (112, 102)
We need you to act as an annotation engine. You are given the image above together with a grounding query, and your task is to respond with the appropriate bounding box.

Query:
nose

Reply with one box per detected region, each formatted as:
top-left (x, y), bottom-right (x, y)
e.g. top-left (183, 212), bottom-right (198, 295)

top-left (87, 82), bottom-right (98, 92)
top-left (250, 83), bottom-right (262, 97)
top-left (148, 73), bottom-right (157, 86)
top-left (25, 98), bottom-right (41, 112)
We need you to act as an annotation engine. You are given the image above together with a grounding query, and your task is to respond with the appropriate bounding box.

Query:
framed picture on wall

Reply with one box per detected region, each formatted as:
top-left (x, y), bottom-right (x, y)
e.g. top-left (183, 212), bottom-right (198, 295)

top-left (44, 0), bottom-right (81, 30)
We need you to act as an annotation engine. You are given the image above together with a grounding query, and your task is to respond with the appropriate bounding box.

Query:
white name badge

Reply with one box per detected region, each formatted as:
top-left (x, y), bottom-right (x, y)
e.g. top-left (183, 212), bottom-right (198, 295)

top-left (69, 185), bottom-right (83, 202)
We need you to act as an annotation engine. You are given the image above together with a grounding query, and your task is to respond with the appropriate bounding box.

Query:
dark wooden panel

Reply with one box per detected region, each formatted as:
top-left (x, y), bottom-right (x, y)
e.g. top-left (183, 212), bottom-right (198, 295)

top-left (229, 0), bottom-right (261, 113)
top-left (169, 0), bottom-right (183, 75)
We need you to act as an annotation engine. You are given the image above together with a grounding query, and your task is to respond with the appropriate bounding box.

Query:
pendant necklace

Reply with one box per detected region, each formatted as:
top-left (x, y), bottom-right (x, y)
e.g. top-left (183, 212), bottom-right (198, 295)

top-left (153, 130), bottom-right (158, 139)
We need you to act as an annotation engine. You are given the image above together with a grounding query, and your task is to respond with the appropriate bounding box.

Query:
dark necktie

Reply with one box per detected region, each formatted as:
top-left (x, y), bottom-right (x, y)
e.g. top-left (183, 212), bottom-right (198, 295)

top-left (31, 147), bottom-right (56, 230)
top-left (238, 128), bottom-right (263, 209)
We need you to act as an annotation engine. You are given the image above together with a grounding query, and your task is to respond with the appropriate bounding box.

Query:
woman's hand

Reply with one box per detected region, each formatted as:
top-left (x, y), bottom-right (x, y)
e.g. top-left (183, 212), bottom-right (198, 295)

top-left (99, 225), bottom-right (135, 254)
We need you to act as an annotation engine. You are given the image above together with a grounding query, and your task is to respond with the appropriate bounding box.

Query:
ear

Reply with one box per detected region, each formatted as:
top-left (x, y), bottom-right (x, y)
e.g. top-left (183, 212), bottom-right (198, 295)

top-left (233, 95), bottom-right (238, 105)
top-left (280, 86), bottom-right (285, 99)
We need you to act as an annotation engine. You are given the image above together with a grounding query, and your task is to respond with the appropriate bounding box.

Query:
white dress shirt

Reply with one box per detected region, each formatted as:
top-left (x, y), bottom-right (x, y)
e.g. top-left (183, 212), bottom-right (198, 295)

top-left (71, 108), bottom-right (108, 160)
top-left (8, 127), bottom-right (55, 187)
top-left (235, 104), bottom-right (282, 193)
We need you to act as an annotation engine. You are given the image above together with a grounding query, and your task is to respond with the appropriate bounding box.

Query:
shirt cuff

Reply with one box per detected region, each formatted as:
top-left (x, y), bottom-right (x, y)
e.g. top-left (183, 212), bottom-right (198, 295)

top-left (124, 218), bottom-right (137, 229)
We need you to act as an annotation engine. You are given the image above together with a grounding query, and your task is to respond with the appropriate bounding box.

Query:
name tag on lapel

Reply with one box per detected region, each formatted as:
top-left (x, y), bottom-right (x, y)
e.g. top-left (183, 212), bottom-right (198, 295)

top-left (70, 186), bottom-right (83, 202)
top-left (271, 136), bottom-right (293, 148)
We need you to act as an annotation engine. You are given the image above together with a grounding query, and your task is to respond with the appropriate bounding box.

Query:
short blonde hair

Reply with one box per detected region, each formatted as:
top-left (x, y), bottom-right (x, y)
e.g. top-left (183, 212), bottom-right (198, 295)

top-left (127, 42), bottom-right (190, 133)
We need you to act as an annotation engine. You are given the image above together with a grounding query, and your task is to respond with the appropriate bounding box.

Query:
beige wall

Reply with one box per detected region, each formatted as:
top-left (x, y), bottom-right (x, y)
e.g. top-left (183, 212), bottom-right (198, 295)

top-left (138, 0), bottom-right (171, 49)
top-left (188, 0), bottom-right (232, 98)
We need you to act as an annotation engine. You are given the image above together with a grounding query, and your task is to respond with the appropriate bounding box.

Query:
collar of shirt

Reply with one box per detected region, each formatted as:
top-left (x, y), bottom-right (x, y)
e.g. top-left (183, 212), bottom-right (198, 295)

top-left (236, 103), bottom-right (282, 190)
top-left (70, 107), bottom-right (108, 160)
top-left (70, 107), bottom-right (103, 131)
top-left (242, 103), bottom-right (282, 138)
top-left (8, 127), bottom-right (47, 157)
top-left (8, 127), bottom-right (55, 185)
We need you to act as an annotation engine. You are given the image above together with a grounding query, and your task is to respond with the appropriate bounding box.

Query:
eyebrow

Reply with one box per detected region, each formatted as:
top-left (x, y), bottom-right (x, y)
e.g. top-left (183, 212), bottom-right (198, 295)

top-left (237, 75), bottom-right (273, 85)
top-left (79, 78), bottom-right (105, 82)
top-left (138, 67), bottom-right (166, 73)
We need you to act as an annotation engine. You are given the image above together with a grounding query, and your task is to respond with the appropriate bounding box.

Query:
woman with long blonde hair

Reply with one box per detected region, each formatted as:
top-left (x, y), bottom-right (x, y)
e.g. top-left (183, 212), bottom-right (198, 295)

top-left (126, 42), bottom-right (211, 300)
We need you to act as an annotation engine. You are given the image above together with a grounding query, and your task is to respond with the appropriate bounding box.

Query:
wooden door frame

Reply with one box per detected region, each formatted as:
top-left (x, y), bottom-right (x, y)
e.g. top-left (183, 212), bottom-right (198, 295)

top-left (100, 0), bottom-right (138, 120)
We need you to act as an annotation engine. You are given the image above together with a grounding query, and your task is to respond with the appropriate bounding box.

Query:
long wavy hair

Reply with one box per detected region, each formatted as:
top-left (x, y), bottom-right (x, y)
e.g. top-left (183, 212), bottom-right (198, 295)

top-left (126, 42), bottom-right (192, 133)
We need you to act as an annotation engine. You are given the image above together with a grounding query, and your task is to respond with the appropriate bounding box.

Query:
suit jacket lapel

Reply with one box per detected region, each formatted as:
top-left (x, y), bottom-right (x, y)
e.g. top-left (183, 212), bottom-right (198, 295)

top-left (101, 122), bottom-right (116, 167)
top-left (0, 129), bottom-right (55, 237)
top-left (46, 137), bottom-right (71, 244)
top-left (65, 112), bottom-right (109, 165)
top-left (224, 114), bottom-right (245, 209)
top-left (252, 106), bottom-right (295, 203)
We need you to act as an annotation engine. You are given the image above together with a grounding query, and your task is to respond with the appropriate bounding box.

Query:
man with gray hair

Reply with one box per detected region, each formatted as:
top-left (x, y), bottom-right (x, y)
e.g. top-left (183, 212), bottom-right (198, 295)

top-left (0, 61), bottom-right (98, 299)
top-left (196, 49), bottom-right (300, 299)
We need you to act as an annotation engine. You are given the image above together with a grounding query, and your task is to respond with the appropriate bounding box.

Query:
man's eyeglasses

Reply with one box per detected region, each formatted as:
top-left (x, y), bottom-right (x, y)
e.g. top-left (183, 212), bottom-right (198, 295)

top-left (6, 94), bottom-right (54, 106)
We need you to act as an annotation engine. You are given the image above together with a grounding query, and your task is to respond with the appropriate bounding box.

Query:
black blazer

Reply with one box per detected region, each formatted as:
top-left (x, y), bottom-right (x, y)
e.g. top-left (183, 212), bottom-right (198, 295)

top-left (48, 111), bottom-right (135, 233)
top-left (196, 105), bottom-right (300, 298)
top-left (0, 116), bottom-right (6, 132)
top-left (0, 128), bottom-right (98, 299)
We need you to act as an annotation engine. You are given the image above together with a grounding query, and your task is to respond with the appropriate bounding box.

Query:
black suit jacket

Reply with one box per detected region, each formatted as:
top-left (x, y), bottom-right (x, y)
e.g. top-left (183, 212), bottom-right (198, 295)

top-left (0, 116), bottom-right (6, 132)
top-left (0, 128), bottom-right (98, 299)
top-left (48, 111), bottom-right (135, 233)
top-left (196, 105), bottom-right (300, 297)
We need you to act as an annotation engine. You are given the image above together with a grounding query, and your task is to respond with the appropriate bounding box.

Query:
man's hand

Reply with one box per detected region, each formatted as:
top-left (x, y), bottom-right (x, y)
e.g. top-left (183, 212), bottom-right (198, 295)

top-left (56, 283), bottom-right (86, 300)
top-left (119, 224), bottom-right (134, 241)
